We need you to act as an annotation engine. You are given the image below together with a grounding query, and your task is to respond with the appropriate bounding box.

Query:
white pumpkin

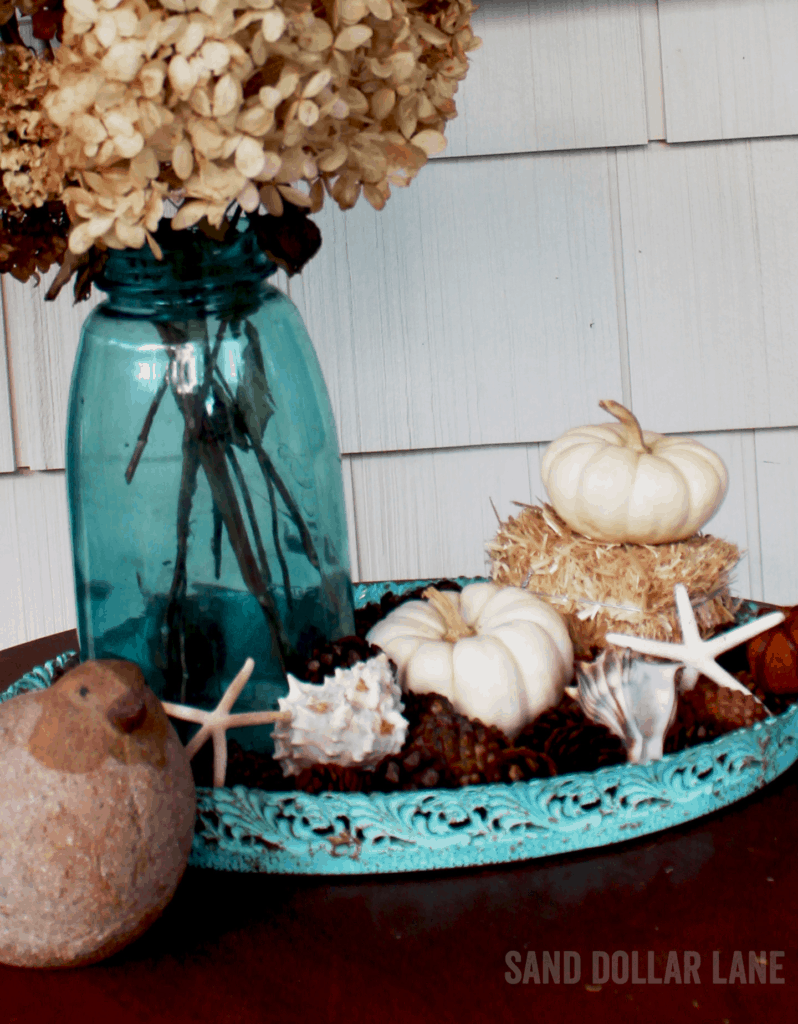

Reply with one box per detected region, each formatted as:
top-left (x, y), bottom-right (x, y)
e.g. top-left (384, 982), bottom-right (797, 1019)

top-left (541, 399), bottom-right (728, 544)
top-left (365, 582), bottom-right (574, 740)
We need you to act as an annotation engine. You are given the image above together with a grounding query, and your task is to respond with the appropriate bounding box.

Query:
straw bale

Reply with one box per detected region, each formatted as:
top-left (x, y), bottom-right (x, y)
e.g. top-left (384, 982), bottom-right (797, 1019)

top-left (487, 504), bottom-right (741, 659)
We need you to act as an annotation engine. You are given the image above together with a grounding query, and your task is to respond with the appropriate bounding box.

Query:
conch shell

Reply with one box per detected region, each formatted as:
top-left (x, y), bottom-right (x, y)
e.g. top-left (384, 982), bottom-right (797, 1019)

top-left (567, 647), bottom-right (679, 763)
top-left (273, 653), bottom-right (408, 776)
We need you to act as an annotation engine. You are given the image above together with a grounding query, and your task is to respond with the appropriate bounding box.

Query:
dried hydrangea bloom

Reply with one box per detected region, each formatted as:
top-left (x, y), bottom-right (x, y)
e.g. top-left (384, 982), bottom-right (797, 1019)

top-left (0, 44), bottom-right (64, 209)
top-left (41, 0), bottom-right (479, 255)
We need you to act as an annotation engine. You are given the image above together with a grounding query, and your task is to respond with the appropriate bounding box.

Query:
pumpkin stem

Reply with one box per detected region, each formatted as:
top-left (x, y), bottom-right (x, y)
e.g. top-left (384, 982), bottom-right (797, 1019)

top-left (422, 587), bottom-right (477, 642)
top-left (599, 399), bottom-right (652, 455)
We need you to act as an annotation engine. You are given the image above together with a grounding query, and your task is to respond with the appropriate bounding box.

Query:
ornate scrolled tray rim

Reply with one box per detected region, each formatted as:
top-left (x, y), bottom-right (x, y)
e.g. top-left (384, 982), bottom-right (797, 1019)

top-left (6, 579), bottom-right (797, 876)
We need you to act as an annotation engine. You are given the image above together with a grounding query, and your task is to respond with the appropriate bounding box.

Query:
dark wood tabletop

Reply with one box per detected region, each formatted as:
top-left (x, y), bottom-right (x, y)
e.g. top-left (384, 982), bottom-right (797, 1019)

top-left (1, 630), bottom-right (796, 1024)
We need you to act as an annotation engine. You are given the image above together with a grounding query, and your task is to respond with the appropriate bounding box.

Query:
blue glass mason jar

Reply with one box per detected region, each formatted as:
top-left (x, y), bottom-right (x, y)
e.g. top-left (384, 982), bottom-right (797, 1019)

top-left (65, 221), bottom-right (355, 751)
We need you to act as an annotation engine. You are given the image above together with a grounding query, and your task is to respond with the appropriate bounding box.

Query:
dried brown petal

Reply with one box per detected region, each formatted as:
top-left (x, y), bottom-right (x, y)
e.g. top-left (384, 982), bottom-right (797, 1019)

top-left (334, 24), bottom-right (372, 51)
top-left (176, 20), bottom-right (205, 58)
top-left (317, 142), bottom-right (348, 173)
top-left (236, 103), bottom-right (274, 136)
top-left (189, 85), bottom-right (213, 117)
top-left (410, 128), bottom-right (446, 156)
top-left (113, 131), bottom-right (145, 158)
top-left (261, 8), bottom-right (285, 42)
top-left (101, 40), bottom-right (145, 82)
top-left (366, 0), bottom-right (392, 21)
top-left (276, 183), bottom-right (312, 207)
top-left (145, 229), bottom-right (162, 259)
top-left (258, 183), bottom-right (283, 217)
top-left (140, 60), bottom-right (167, 99)
top-left (69, 213), bottom-right (114, 254)
top-left (302, 68), bottom-right (332, 99)
top-left (297, 99), bottom-right (319, 127)
top-left (114, 219), bottom-right (146, 247)
top-left (234, 135), bottom-right (266, 177)
top-left (387, 50), bottom-right (415, 84)
top-left (371, 87), bottom-right (395, 119)
top-left (95, 12), bottom-right (118, 47)
top-left (298, 17), bottom-right (333, 52)
top-left (172, 139), bottom-right (194, 179)
top-left (277, 71), bottom-right (300, 100)
top-left (237, 181), bottom-right (260, 212)
top-left (415, 20), bottom-right (449, 46)
top-left (72, 113), bottom-right (108, 146)
top-left (130, 146), bottom-right (159, 185)
top-left (199, 40), bottom-right (230, 72)
top-left (168, 54), bottom-right (197, 99)
top-left (65, 0), bottom-right (98, 23)
top-left (254, 151), bottom-right (281, 181)
top-left (212, 73), bottom-right (241, 117)
top-left (363, 179), bottom-right (388, 210)
top-left (170, 199), bottom-right (210, 229)
top-left (395, 94), bottom-right (417, 139)
top-left (308, 177), bottom-right (324, 212)
top-left (330, 170), bottom-right (360, 209)
top-left (258, 85), bottom-right (282, 109)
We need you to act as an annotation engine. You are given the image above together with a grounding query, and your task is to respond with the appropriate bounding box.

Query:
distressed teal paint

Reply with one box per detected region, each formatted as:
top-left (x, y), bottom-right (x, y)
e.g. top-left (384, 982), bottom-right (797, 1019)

top-left (6, 585), bottom-right (795, 875)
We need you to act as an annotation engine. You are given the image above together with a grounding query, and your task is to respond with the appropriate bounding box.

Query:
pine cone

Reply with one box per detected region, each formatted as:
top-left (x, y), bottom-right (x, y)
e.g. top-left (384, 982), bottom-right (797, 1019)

top-left (284, 634), bottom-right (384, 684)
top-left (685, 678), bottom-right (768, 731)
top-left (516, 694), bottom-right (627, 775)
top-left (376, 692), bottom-right (530, 789)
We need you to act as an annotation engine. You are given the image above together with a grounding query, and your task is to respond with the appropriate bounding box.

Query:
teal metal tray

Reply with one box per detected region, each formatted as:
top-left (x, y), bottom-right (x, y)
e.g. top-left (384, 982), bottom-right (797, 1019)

top-left (5, 578), bottom-right (798, 875)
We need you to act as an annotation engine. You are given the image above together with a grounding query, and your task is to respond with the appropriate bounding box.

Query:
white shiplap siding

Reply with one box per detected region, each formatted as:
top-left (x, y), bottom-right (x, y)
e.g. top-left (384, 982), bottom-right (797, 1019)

top-left (291, 150), bottom-right (624, 454)
top-left (349, 442), bottom-right (545, 581)
top-left (617, 137), bottom-right (798, 434)
top-left (0, 471), bottom-right (75, 648)
top-left (0, 305), bottom-right (16, 474)
top-left (659, 0), bottom-right (798, 143)
top-left (444, 0), bottom-right (649, 157)
top-left (2, 270), bottom-right (99, 471)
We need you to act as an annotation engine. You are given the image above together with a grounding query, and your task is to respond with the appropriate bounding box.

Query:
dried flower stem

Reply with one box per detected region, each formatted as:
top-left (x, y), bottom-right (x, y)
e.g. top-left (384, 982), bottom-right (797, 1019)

top-left (197, 435), bottom-right (290, 668)
top-left (265, 467), bottom-right (293, 615)
top-left (125, 373), bottom-right (169, 484)
top-left (252, 441), bottom-right (320, 571)
top-left (167, 422), bottom-right (201, 703)
top-left (225, 443), bottom-right (274, 593)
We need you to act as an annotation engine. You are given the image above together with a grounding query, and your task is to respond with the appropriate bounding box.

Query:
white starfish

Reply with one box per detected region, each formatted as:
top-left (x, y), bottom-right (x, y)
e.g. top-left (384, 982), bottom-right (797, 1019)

top-left (604, 584), bottom-right (785, 711)
top-left (161, 658), bottom-right (288, 788)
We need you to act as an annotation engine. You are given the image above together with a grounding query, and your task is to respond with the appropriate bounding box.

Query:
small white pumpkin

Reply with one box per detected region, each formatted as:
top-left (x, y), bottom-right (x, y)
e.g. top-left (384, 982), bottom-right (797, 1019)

top-left (541, 399), bottom-right (728, 544)
top-left (365, 582), bottom-right (574, 740)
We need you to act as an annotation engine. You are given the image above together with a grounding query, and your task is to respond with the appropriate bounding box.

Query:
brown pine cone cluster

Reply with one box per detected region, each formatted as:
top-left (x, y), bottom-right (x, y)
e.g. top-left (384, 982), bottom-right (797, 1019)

top-left (376, 692), bottom-right (524, 790)
top-left (684, 677), bottom-right (768, 730)
top-left (515, 694), bottom-right (627, 775)
top-left (284, 634), bottom-right (385, 685)
top-left (664, 676), bottom-right (769, 753)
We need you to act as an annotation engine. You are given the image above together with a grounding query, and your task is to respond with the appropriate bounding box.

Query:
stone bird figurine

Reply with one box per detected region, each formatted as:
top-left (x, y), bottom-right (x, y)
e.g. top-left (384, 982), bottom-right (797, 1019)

top-left (0, 659), bottom-right (196, 968)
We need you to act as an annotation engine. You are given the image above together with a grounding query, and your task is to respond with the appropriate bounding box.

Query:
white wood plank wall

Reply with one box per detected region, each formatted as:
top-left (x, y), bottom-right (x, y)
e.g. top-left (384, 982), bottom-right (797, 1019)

top-left (4, 0), bottom-right (798, 650)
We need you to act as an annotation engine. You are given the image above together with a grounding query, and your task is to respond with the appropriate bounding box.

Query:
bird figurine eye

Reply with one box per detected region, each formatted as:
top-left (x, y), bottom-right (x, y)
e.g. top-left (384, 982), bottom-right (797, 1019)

top-left (79, 687), bottom-right (89, 697)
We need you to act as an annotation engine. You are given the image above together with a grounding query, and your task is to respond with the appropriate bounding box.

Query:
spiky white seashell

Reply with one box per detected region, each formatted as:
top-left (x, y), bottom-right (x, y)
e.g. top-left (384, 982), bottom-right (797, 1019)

top-left (567, 648), bottom-right (679, 764)
top-left (273, 653), bottom-right (408, 776)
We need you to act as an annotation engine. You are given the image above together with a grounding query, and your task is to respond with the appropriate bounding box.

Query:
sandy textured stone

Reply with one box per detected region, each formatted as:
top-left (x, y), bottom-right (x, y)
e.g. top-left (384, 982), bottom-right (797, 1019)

top-left (0, 660), bottom-right (196, 968)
